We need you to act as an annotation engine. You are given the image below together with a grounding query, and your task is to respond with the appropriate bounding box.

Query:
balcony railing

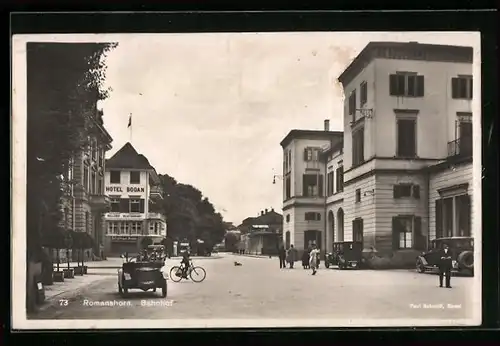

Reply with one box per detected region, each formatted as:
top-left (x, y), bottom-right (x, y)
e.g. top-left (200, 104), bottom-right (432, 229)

top-left (147, 212), bottom-right (166, 221)
top-left (150, 185), bottom-right (163, 199)
top-left (447, 137), bottom-right (472, 158)
top-left (305, 160), bottom-right (321, 170)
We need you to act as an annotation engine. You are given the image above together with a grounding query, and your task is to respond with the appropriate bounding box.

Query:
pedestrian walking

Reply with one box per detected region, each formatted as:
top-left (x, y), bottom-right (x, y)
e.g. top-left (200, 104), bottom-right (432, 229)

top-left (309, 244), bottom-right (320, 275)
top-left (278, 245), bottom-right (287, 269)
top-left (438, 244), bottom-right (453, 288)
top-left (286, 244), bottom-right (298, 268)
top-left (302, 248), bottom-right (310, 269)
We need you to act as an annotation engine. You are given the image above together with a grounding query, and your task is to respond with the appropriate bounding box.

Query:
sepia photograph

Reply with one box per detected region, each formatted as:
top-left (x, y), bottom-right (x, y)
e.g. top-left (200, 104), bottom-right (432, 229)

top-left (11, 31), bottom-right (482, 329)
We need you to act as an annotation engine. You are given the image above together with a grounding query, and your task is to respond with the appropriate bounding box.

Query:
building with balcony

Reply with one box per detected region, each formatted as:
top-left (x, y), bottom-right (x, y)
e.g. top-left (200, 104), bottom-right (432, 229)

top-left (103, 142), bottom-right (167, 255)
top-left (59, 109), bottom-right (113, 261)
top-left (281, 41), bottom-right (475, 267)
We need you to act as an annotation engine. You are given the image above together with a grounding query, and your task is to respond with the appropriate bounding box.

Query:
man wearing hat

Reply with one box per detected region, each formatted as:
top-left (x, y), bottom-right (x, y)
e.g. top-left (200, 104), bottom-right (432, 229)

top-left (438, 243), bottom-right (453, 288)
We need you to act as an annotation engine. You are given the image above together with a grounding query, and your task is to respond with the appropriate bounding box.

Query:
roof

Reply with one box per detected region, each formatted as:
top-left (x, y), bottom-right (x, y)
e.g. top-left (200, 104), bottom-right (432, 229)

top-left (106, 142), bottom-right (154, 170)
top-left (338, 41), bottom-right (474, 86)
top-left (280, 130), bottom-right (343, 148)
top-left (238, 210), bottom-right (283, 229)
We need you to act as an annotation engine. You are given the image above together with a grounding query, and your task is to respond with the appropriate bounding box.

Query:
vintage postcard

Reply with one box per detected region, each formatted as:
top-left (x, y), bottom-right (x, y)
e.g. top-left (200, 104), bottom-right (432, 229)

top-left (11, 31), bottom-right (482, 329)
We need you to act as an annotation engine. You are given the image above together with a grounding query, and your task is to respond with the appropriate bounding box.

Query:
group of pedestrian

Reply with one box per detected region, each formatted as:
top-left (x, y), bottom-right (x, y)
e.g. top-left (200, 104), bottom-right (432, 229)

top-left (278, 244), bottom-right (321, 275)
top-left (278, 244), bottom-right (298, 269)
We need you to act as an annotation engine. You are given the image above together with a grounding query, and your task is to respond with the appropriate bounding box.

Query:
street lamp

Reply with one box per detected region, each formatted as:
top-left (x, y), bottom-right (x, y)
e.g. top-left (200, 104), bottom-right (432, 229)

top-left (272, 174), bottom-right (283, 185)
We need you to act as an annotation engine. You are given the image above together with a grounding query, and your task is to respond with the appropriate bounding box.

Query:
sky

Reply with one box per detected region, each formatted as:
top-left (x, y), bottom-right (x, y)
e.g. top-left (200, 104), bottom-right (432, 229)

top-left (92, 32), bottom-right (479, 225)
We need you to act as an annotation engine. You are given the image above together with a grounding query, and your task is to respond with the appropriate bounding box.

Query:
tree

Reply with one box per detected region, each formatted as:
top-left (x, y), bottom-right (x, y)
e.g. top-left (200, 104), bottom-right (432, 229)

top-left (26, 42), bottom-right (117, 310)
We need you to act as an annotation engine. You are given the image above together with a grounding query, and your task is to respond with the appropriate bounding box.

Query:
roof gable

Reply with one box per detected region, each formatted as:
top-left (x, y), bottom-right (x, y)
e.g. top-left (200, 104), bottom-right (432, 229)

top-left (106, 142), bottom-right (153, 170)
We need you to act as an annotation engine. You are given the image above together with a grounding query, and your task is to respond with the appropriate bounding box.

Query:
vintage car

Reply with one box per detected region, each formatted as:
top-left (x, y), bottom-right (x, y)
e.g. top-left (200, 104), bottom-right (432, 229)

top-left (416, 237), bottom-right (474, 275)
top-left (117, 253), bottom-right (168, 297)
top-left (325, 241), bottom-right (364, 269)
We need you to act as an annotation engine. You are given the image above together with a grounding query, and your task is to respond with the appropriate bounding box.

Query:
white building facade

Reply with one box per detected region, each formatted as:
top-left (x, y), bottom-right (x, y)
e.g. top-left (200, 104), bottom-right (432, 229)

top-left (103, 142), bottom-right (167, 255)
top-left (282, 42), bottom-right (475, 267)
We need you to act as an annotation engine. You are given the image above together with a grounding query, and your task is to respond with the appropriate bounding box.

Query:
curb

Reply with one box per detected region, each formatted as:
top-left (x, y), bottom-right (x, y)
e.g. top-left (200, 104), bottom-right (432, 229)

top-left (232, 254), bottom-right (271, 259)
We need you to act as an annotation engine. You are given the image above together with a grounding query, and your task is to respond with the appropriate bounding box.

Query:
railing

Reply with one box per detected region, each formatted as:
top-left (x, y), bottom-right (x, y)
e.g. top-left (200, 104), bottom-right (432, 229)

top-left (150, 185), bottom-right (163, 198)
top-left (447, 137), bottom-right (472, 158)
top-left (147, 212), bottom-right (166, 221)
top-left (305, 161), bottom-right (321, 170)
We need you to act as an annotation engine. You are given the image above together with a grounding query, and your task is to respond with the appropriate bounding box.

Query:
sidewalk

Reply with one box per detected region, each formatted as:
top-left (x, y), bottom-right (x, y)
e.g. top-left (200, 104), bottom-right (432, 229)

top-left (232, 253), bottom-right (272, 259)
top-left (52, 257), bottom-right (124, 269)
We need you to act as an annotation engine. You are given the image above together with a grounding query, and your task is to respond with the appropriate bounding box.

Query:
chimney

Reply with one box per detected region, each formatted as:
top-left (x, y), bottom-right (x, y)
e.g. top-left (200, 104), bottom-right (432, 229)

top-left (265, 208), bottom-right (268, 214)
top-left (271, 208), bottom-right (274, 212)
top-left (261, 211), bottom-right (264, 216)
top-left (324, 119), bottom-right (330, 131)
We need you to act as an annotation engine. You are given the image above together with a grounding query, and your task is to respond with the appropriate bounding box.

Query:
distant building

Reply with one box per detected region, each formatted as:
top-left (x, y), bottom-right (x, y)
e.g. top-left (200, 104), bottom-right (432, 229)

top-left (281, 41), bottom-right (474, 267)
top-left (103, 142), bottom-right (167, 255)
top-left (237, 208), bottom-right (283, 255)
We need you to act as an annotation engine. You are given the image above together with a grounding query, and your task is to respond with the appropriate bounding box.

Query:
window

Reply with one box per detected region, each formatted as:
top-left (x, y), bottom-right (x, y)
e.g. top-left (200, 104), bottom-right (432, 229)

top-left (353, 218), bottom-right (363, 243)
top-left (286, 214), bottom-right (290, 223)
top-left (393, 184), bottom-right (420, 199)
top-left (92, 139), bottom-right (98, 161)
top-left (119, 222), bottom-right (130, 235)
top-left (392, 215), bottom-right (423, 250)
top-left (336, 166), bottom-right (344, 193)
top-left (110, 170), bottom-right (121, 184)
top-left (130, 171), bottom-right (141, 184)
top-left (285, 175), bottom-right (291, 200)
top-left (83, 164), bottom-right (89, 191)
top-left (348, 89), bottom-right (357, 121)
top-left (91, 171), bottom-right (96, 194)
top-left (110, 197), bottom-right (120, 212)
top-left (459, 121), bottom-right (473, 157)
top-left (327, 171), bottom-right (334, 196)
top-left (303, 147), bottom-right (320, 162)
top-left (355, 189), bottom-right (361, 203)
top-left (436, 195), bottom-right (471, 238)
top-left (129, 198), bottom-right (143, 213)
top-left (389, 73), bottom-right (424, 97)
top-left (451, 76), bottom-right (473, 99)
top-left (130, 222), bottom-right (142, 235)
top-left (303, 174), bottom-right (323, 197)
top-left (352, 127), bottom-right (365, 166)
top-left (305, 212), bottom-right (321, 221)
top-left (396, 118), bottom-right (416, 157)
top-left (360, 81), bottom-right (367, 106)
top-left (108, 222), bottom-right (119, 235)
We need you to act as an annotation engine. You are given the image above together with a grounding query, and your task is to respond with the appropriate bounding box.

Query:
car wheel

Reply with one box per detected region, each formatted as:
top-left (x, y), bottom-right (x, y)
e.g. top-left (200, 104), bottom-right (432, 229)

top-left (457, 251), bottom-right (474, 270)
top-left (118, 284), bottom-right (123, 295)
top-left (161, 280), bottom-right (167, 298)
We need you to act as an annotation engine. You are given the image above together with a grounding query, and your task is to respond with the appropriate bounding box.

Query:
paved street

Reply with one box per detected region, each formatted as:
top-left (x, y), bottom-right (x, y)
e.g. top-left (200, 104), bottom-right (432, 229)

top-left (30, 254), bottom-right (476, 325)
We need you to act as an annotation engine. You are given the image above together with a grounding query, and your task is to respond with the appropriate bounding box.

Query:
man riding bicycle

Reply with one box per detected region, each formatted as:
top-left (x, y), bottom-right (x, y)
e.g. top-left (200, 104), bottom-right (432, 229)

top-left (180, 250), bottom-right (191, 278)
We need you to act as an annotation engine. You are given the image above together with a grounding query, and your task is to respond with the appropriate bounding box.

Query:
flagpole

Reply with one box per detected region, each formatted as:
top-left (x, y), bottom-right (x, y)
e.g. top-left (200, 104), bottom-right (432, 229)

top-left (128, 113), bottom-right (133, 144)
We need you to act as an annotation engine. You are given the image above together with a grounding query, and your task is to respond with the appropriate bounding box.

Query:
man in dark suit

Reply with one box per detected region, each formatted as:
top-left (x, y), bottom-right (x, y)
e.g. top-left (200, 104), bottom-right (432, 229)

top-left (278, 246), bottom-right (286, 269)
top-left (439, 244), bottom-right (453, 288)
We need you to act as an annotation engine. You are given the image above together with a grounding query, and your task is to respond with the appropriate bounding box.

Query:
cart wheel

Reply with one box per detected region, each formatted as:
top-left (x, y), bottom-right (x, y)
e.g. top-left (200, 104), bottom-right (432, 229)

top-left (161, 280), bottom-right (167, 298)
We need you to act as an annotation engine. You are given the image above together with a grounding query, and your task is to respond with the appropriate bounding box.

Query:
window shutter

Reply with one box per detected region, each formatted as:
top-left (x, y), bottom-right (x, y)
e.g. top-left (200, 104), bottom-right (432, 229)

top-left (451, 78), bottom-right (459, 99)
top-left (318, 174), bottom-right (324, 197)
top-left (416, 75), bottom-right (424, 97)
top-left (359, 219), bottom-right (364, 243)
top-left (393, 185), bottom-right (400, 198)
top-left (389, 74), bottom-right (398, 95)
top-left (463, 194), bottom-right (471, 236)
top-left (413, 185), bottom-right (420, 199)
top-left (304, 148), bottom-right (308, 161)
top-left (120, 199), bottom-right (129, 213)
top-left (392, 217), bottom-right (399, 250)
top-left (469, 78), bottom-right (473, 98)
top-left (140, 199), bottom-right (145, 213)
top-left (414, 216), bottom-right (423, 250)
top-left (302, 175), bottom-right (307, 196)
top-left (435, 199), bottom-right (443, 239)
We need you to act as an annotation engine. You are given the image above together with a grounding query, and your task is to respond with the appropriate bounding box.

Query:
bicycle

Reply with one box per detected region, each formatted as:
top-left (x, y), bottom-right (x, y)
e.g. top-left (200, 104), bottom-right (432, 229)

top-left (169, 260), bottom-right (206, 283)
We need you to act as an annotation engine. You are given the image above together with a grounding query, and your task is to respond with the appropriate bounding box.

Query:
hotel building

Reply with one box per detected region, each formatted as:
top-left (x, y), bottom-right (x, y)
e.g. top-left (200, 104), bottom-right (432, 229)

top-left (103, 142), bottom-right (167, 255)
top-left (281, 42), bottom-right (474, 266)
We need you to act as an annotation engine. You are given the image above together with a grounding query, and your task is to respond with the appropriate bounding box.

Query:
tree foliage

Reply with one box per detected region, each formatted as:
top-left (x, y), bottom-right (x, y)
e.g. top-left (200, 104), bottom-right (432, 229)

top-left (159, 174), bottom-right (226, 249)
top-left (26, 42), bottom-right (118, 259)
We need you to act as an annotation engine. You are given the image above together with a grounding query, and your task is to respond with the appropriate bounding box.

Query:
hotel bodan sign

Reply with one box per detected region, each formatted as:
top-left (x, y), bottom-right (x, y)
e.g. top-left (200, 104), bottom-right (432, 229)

top-left (105, 186), bottom-right (146, 193)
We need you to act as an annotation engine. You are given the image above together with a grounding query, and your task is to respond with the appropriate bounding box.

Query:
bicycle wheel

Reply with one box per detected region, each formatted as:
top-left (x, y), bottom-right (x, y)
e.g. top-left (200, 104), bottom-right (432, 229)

top-left (189, 266), bottom-right (206, 282)
top-left (169, 266), bottom-right (183, 282)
